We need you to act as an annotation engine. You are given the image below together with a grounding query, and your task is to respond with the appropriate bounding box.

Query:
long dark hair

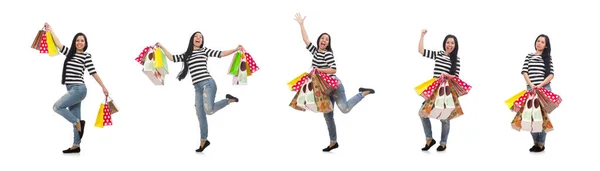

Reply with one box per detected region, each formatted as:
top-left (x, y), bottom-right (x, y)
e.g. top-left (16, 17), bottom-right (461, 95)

top-left (443, 34), bottom-right (459, 75)
top-left (535, 34), bottom-right (552, 78)
top-left (61, 33), bottom-right (88, 84)
top-left (176, 31), bottom-right (204, 81)
top-left (317, 33), bottom-right (333, 53)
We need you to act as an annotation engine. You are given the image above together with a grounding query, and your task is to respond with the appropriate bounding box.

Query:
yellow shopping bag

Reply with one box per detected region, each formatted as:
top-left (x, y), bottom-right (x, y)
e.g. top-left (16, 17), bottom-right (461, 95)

top-left (505, 90), bottom-right (526, 110)
top-left (287, 72), bottom-right (308, 91)
top-left (94, 103), bottom-right (105, 128)
top-left (414, 78), bottom-right (437, 95)
top-left (154, 47), bottom-right (169, 75)
top-left (46, 31), bottom-right (59, 56)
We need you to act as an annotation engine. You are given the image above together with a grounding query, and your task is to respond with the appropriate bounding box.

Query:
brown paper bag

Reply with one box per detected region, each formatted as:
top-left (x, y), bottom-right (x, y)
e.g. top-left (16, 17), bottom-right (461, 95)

top-left (419, 87), bottom-right (439, 118)
top-left (311, 74), bottom-right (333, 113)
top-left (31, 30), bottom-right (45, 50)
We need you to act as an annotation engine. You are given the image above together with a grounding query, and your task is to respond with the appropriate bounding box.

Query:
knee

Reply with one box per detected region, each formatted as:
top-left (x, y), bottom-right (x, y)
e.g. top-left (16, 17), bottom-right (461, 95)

top-left (204, 103), bottom-right (215, 115)
top-left (339, 108), bottom-right (350, 114)
top-left (440, 119), bottom-right (450, 124)
top-left (52, 103), bottom-right (63, 112)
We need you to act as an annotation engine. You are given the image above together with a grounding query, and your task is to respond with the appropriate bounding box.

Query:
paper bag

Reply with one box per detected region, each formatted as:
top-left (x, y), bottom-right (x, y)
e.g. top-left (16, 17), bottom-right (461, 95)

top-left (311, 73), bottom-right (333, 113)
top-left (505, 90), bottom-right (527, 111)
top-left (46, 31), bottom-right (60, 56)
top-left (233, 55), bottom-right (248, 85)
top-left (228, 51), bottom-right (242, 75)
top-left (154, 47), bottom-right (169, 75)
top-left (415, 77), bottom-right (437, 95)
top-left (107, 96), bottom-right (119, 114)
top-left (289, 89), bottom-right (307, 111)
top-left (31, 29), bottom-right (45, 50)
top-left (288, 72), bottom-right (309, 91)
top-left (304, 81), bottom-right (318, 112)
top-left (142, 52), bottom-right (164, 85)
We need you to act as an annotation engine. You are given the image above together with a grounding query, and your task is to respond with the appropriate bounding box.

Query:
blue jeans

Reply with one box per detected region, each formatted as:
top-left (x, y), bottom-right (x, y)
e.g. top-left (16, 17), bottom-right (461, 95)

top-left (194, 78), bottom-right (230, 141)
top-left (527, 84), bottom-right (551, 146)
top-left (53, 84), bottom-right (87, 146)
top-left (419, 102), bottom-right (450, 145)
top-left (324, 77), bottom-right (365, 142)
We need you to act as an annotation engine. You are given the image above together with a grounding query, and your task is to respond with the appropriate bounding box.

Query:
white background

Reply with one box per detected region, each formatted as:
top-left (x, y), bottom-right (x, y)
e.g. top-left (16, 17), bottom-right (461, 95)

top-left (1, 0), bottom-right (597, 170)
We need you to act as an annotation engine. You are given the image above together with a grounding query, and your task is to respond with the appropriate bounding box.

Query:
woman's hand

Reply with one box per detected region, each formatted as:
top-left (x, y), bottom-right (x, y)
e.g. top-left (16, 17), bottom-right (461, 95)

top-left (421, 29), bottom-right (427, 37)
top-left (237, 44), bottom-right (243, 51)
top-left (44, 22), bottom-right (52, 31)
top-left (103, 87), bottom-right (109, 96)
top-left (294, 13), bottom-right (306, 25)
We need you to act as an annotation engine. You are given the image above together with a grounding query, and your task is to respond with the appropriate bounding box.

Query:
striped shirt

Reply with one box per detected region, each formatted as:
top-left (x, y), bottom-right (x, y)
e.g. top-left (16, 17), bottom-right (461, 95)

top-left (422, 49), bottom-right (461, 78)
top-left (60, 46), bottom-right (97, 84)
top-left (306, 42), bottom-right (337, 76)
top-left (521, 53), bottom-right (554, 86)
top-left (173, 47), bottom-right (222, 85)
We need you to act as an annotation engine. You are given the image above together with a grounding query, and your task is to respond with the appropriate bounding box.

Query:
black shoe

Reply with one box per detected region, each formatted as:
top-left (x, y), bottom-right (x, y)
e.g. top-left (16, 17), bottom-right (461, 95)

top-left (322, 142), bottom-right (339, 152)
top-left (196, 140), bottom-right (211, 152)
top-left (531, 145), bottom-right (545, 152)
top-left (226, 94), bottom-right (239, 102)
top-left (359, 88), bottom-right (375, 94)
top-left (62, 147), bottom-right (81, 153)
top-left (421, 139), bottom-right (436, 151)
top-left (79, 120), bottom-right (86, 140)
top-left (436, 145), bottom-right (446, 151)
top-left (529, 145), bottom-right (539, 152)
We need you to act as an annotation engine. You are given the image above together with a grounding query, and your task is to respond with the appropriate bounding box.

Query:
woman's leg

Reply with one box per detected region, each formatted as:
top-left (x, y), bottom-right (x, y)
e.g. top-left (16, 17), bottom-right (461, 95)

top-left (194, 82), bottom-right (208, 142)
top-left (332, 78), bottom-right (372, 114)
top-left (203, 78), bottom-right (232, 115)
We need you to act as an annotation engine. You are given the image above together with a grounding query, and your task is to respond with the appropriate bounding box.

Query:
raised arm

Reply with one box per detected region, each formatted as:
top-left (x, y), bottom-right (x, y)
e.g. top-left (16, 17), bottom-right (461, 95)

top-left (294, 13), bottom-right (310, 47)
top-left (156, 42), bottom-right (175, 62)
top-left (418, 29), bottom-right (427, 55)
top-left (44, 23), bottom-right (64, 50)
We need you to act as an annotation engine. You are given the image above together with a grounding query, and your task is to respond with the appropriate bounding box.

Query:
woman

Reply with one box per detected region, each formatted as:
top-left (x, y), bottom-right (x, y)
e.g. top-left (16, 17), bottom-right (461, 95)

top-left (294, 13), bottom-right (375, 152)
top-left (157, 31), bottom-right (241, 152)
top-left (417, 29), bottom-right (460, 152)
top-left (45, 23), bottom-right (110, 153)
top-left (521, 34), bottom-right (554, 152)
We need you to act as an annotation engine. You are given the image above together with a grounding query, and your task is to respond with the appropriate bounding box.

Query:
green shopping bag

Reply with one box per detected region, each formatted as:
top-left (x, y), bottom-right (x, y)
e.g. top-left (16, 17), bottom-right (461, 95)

top-left (228, 51), bottom-right (242, 75)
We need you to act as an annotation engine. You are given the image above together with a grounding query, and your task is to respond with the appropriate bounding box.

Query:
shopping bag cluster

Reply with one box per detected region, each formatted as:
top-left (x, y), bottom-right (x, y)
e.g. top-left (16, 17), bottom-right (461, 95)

top-left (505, 87), bottom-right (562, 133)
top-left (228, 48), bottom-right (259, 85)
top-left (94, 96), bottom-right (119, 128)
top-left (414, 75), bottom-right (472, 120)
top-left (135, 45), bottom-right (169, 85)
top-left (31, 27), bottom-right (60, 56)
top-left (287, 68), bottom-right (339, 113)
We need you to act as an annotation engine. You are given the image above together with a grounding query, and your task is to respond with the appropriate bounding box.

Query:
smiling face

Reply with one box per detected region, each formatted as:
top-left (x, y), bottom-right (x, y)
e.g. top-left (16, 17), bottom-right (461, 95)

top-left (75, 35), bottom-right (86, 52)
top-left (193, 32), bottom-right (203, 48)
top-left (317, 34), bottom-right (330, 51)
top-left (535, 36), bottom-right (547, 52)
top-left (444, 37), bottom-right (456, 54)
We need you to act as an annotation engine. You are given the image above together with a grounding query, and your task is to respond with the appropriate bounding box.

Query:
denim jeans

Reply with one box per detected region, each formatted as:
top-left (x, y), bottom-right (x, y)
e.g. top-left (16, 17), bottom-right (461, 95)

top-left (53, 84), bottom-right (87, 146)
top-left (323, 77), bottom-right (365, 142)
top-left (194, 78), bottom-right (230, 141)
top-left (527, 84), bottom-right (551, 146)
top-left (419, 101), bottom-right (450, 145)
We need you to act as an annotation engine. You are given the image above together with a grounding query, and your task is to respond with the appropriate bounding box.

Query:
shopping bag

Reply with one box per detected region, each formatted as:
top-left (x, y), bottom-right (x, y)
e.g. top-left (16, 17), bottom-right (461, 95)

top-left (505, 90), bottom-right (527, 111)
top-left (448, 77), bottom-right (472, 97)
top-left (438, 83), bottom-right (455, 120)
top-left (94, 103), bottom-right (105, 128)
top-left (135, 46), bottom-right (152, 65)
top-left (31, 29), bottom-right (45, 50)
top-left (142, 51), bottom-right (164, 85)
top-left (233, 54), bottom-right (248, 85)
top-left (39, 32), bottom-right (48, 54)
top-left (288, 72), bottom-right (309, 91)
top-left (419, 89), bottom-right (438, 118)
top-left (228, 51), bottom-right (242, 75)
top-left (289, 88), bottom-right (307, 111)
top-left (296, 80), bottom-right (310, 109)
top-left (534, 88), bottom-right (562, 114)
top-left (415, 77), bottom-right (437, 95)
top-left (154, 47), bottom-right (169, 75)
top-left (420, 78), bottom-right (442, 100)
top-left (511, 91), bottom-right (531, 113)
top-left (315, 70), bottom-right (339, 90)
top-left (107, 96), bottom-right (119, 114)
top-left (311, 73), bottom-right (333, 113)
top-left (445, 89), bottom-right (464, 120)
top-left (46, 31), bottom-right (60, 56)
top-left (241, 48), bottom-right (260, 73)
top-left (304, 81), bottom-right (318, 112)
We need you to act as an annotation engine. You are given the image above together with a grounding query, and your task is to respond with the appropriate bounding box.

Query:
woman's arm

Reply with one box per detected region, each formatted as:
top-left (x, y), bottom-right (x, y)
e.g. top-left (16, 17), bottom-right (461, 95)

top-left (44, 23), bottom-right (64, 50)
top-left (418, 29), bottom-right (427, 55)
top-left (295, 13), bottom-right (310, 47)
top-left (156, 42), bottom-right (174, 62)
top-left (219, 45), bottom-right (242, 57)
top-left (92, 73), bottom-right (109, 96)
